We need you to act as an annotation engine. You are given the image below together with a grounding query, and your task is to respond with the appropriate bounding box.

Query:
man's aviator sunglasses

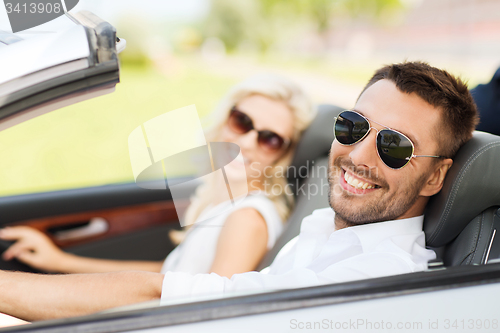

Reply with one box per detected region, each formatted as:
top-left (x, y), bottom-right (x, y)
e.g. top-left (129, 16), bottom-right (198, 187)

top-left (228, 107), bottom-right (291, 152)
top-left (333, 110), bottom-right (446, 169)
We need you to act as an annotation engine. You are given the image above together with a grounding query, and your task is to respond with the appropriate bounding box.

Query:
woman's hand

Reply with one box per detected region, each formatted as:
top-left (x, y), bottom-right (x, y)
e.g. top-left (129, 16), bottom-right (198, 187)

top-left (0, 226), bottom-right (67, 272)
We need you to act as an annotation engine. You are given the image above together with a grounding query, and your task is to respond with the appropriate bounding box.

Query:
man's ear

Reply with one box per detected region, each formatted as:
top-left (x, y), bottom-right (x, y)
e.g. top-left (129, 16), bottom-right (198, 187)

top-left (419, 158), bottom-right (453, 197)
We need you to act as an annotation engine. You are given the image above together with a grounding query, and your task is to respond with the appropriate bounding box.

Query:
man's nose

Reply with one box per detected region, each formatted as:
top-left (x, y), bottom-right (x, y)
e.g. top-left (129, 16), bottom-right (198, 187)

top-left (348, 129), bottom-right (379, 169)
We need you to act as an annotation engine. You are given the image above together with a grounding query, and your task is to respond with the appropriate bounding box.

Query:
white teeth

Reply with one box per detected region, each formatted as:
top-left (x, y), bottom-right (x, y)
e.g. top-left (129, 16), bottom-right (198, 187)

top-left (344, 172), bottom-right (375, 190)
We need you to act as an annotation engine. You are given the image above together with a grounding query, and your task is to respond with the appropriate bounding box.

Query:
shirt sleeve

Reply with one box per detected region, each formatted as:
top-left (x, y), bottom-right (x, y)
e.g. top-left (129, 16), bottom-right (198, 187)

top-left (160, 268), bottom-right (321, 301)
top-left (160, 252), bottom-right (415, 301)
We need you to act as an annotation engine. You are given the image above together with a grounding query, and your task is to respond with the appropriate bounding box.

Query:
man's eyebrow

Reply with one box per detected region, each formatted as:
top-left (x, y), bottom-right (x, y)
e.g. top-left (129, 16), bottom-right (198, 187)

top-left (353, 109), bottom-right (420, 149)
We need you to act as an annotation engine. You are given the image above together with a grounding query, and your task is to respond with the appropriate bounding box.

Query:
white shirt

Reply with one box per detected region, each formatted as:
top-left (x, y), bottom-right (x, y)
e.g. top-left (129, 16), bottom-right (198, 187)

top-left (160, 208), bottom-right (436, 300)
top-left (160, 193), bottom-right (283, 274)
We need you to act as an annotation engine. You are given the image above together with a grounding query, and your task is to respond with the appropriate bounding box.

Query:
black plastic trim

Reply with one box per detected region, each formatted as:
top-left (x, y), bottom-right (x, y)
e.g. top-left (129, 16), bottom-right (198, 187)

top-left (0, 65), bottom-right (119, 121)
top-left (0, 60), bottom-right (117, 108)
top-left (70, 11), bottom-right (117, 64)
top-left (0, 180), bottom-right (190, 224)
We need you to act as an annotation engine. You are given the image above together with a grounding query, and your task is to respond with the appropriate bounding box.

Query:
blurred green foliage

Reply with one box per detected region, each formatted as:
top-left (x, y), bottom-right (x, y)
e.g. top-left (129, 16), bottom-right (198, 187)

top-left (258, 0), bottom-right (404, 32)
top-left (118, 50), bottom-right (152, 68)
top-left (203, 0), bottom-right (405, 53)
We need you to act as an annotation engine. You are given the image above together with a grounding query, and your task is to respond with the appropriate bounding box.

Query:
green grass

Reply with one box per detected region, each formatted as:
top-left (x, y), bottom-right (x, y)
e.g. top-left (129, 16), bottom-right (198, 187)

top-left (0, 64), bottom-right (238, 197)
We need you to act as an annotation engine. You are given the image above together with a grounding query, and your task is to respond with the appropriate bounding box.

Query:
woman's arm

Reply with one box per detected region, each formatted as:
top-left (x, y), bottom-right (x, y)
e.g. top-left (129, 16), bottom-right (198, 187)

top-left (0, 270), bottom-right (163, 321)
top-left (209, 208), bottom-right (269, 278)
top-left (0, 226), bottom-right (163, 273)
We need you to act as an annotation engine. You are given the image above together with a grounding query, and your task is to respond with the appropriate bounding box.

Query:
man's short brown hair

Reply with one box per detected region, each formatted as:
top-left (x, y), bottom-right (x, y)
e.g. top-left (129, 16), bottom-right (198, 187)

top-left (360, 61), bottom-right (479, 158)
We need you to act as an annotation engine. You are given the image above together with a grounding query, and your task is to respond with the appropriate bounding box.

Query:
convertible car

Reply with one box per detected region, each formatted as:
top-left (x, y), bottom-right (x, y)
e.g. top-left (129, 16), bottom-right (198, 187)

top-left (1, 11), bottom-right (500, 333)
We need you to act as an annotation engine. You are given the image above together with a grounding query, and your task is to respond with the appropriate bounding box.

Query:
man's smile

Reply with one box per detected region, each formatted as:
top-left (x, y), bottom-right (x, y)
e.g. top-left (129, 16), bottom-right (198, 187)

top-left (339, 168), bottom-right (382, 195)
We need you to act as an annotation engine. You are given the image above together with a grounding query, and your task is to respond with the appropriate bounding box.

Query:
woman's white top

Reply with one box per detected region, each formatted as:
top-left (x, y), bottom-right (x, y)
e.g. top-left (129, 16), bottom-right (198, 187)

top-left (160, 193), bottom-right (283, 274)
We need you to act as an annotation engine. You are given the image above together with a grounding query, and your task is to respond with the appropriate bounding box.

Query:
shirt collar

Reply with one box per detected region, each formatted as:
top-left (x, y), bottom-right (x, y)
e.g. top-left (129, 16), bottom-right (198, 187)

top-left (342, 215), bottom-right (425, 252)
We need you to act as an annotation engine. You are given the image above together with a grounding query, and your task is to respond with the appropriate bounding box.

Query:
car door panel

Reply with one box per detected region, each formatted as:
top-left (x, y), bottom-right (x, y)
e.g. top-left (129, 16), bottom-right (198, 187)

top-left (0, 180), bottom-right (196, 271)
top-left (0, 181), bottom-right (190, 224)
top-left (65, 224), bottom-right (177, 262)
top-left (5, 200), bottom-right (188, 249)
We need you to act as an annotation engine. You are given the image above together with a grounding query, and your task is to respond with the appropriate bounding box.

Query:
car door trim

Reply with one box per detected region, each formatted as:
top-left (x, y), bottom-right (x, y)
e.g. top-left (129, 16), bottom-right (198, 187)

top-left (6, 263), bottom-right (500, 333)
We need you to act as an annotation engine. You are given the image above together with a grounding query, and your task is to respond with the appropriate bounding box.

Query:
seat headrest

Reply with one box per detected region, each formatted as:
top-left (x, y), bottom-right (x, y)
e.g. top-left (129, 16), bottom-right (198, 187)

top-left (289, 104), bottom-right (342, 175)
top-left (425, 131), bottom-right (500, 247)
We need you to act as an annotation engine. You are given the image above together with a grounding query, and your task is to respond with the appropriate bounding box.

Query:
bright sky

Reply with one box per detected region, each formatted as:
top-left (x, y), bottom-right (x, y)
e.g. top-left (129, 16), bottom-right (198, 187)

top-left (0, 0), bottom-right (210, 32)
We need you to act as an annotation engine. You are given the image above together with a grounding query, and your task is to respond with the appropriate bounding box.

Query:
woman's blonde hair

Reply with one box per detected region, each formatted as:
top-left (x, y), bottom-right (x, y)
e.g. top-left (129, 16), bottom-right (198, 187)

top-left (183, 74), bottom-right (316, 227)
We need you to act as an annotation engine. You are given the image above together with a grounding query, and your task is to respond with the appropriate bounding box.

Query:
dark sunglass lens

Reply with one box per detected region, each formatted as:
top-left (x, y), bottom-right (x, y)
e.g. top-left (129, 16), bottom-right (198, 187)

top-left (258, 130), bottom-right (284, 151)
top-left (377, 130), bottom-right (413, 169)
top-left (335, 111), bottom-right (370, 145)
top-left (229, 110), bottom-right (253, 133)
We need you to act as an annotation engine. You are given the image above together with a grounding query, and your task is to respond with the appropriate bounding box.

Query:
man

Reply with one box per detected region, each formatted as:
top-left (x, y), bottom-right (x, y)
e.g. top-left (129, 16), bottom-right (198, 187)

top-left (0, 61), bottom-right (478, 321)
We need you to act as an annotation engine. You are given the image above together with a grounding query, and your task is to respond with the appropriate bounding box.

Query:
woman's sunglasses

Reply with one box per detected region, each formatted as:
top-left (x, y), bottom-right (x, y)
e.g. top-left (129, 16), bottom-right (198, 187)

top-left (228, 107), bottom-right (291, 152)
top-left (334, 110), bottom-right (446, 169)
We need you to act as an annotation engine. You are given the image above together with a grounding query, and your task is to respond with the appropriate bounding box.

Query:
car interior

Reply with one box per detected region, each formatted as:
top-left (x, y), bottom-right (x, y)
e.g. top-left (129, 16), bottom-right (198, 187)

top-left (1, 103), bottom-right (500, 333)
top-left (2, 104), bottom-right (499, 275)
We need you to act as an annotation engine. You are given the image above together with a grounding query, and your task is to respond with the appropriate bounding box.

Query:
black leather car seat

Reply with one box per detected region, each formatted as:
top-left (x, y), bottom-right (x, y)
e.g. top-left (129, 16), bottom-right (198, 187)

top-left (258, 104), bottom-right (341, 269)
top-left (424, 131), bottom-right (500, 265)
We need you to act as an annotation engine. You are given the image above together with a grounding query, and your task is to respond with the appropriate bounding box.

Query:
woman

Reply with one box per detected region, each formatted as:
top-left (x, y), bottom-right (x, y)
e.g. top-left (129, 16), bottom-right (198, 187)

top-left (0, 74), bottom-right (315, 278)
